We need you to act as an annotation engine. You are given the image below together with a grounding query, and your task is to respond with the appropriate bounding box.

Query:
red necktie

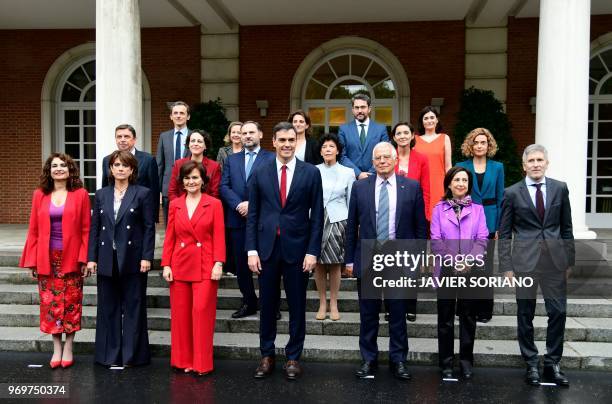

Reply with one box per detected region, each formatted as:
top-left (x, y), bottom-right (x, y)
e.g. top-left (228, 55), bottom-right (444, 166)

top-left (280, 165), bottom-right (287, 208)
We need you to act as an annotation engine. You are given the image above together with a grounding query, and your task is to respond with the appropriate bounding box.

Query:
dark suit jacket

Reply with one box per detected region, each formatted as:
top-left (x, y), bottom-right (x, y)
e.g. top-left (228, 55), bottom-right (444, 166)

top-left (498, 177), bottom-right (575, 273)
top-left (87, 185), bottom-right (156, 276)
top-left (345, 175), bottom-right (427, 278)
top-left (219, 148), bottom-right (275, 229)
top-left (338, 120), bottom-right (389, 176)
top-left (304, 137), bottom-right (323, 165)
top-left (245, 158), bottom-right (324, 263)
top-left (457, 159), bottom-right (504, 233)
top-left (161, 194), bottom-right (225, 282)
top-left (101, 149), bottom-right (160, 220)
top-left (156, 129), bottom-right (191, 196)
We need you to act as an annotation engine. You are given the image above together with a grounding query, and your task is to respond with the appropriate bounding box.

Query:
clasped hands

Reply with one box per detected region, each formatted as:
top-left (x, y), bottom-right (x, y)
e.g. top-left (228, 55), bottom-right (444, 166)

top-left (248, 255), bottom-right (317, 275)
top-left (163, 262), bottom-right (223, 282)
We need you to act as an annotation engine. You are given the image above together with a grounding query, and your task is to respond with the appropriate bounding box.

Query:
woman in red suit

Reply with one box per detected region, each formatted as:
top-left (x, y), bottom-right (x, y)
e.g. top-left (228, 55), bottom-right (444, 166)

top-left (393, 122), bottom-right (431, 220)
top-left (162, 160), bottom-right (225, 375)
top-left (20, 153), bottom-right (91, 369)
top-left (168, 130), bottom-right (221, 200)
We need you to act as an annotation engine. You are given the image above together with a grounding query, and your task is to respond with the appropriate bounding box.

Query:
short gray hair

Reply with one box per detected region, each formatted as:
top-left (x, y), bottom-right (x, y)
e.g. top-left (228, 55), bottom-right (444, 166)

top-left (522, 144), bottom-right (548, 162)
top-left (372, 142), bottom-right (396, 160)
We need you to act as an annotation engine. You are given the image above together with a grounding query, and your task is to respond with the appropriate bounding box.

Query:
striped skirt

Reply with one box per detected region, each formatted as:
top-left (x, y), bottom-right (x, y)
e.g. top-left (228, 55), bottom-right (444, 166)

top-left (320, 210), bottom-right (347, 265)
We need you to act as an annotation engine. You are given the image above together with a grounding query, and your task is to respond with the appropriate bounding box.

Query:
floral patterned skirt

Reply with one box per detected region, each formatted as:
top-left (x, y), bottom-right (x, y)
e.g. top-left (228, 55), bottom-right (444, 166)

top-left (37, 250), bottom-right (83, 334)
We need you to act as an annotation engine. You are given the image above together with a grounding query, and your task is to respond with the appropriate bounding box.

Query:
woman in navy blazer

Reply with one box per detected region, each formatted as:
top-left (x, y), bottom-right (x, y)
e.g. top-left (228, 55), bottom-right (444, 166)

top-left (87, 150), bottom-right (156, 367)
top-left (162, 160), bottom-right (225, 375)
top-left (456, 128), bottom-right (505, 323)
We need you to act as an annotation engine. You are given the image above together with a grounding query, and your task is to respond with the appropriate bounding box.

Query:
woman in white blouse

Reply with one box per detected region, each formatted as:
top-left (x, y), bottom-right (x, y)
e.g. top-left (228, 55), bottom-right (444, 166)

top-left (315, 133), bottom-right (355, 321)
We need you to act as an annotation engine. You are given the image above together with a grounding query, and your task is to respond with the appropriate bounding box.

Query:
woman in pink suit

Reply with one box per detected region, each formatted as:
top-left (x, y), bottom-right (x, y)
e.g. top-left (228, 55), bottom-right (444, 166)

top-left (430, 166), bottom-right (489, 380)
top-left (162, 160), bottom-right (225, 375)
top-left (20, 153), bottom-right (91, 369)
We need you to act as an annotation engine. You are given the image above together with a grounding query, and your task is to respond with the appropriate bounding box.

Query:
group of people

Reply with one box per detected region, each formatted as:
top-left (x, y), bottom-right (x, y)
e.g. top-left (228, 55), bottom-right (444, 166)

top-left (20, 95), bottom-right (574, 387)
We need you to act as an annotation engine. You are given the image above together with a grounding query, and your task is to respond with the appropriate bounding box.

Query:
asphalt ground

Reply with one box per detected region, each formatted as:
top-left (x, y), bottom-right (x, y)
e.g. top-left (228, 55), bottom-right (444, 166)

top-left (0, 352), bottom-right (611, 404)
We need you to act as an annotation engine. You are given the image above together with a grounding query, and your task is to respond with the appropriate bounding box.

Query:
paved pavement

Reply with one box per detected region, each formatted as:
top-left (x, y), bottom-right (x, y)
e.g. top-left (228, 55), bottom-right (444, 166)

top-left (0, 353), bottom-right (611, 404)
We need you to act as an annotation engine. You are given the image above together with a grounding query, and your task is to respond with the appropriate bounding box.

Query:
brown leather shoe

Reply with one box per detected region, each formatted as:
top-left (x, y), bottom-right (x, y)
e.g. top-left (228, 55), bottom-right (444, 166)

top-left (284, 360), bottom-right (302, 380)
top-left (254, 356), bottom-right (275, 379)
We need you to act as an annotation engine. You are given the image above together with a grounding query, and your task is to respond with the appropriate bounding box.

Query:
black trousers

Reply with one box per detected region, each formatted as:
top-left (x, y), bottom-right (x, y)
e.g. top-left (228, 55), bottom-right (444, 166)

top-left (476, 234), bottom-right (496, 320)
top-left (516, 251), bottom-right (567, 367)
top-left (95, 252), bottom-right (150, 366)
top-left (230, 228), bottom-right (258, 308)
top-left (437, 291), bottom-right (478, 369)
top-left (162, 196), bottom-right (170, 227)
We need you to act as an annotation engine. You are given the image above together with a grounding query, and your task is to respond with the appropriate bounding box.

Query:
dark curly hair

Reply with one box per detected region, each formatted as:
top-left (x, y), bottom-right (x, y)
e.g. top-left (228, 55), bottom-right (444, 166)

top-left (39, 153), bottom-right (83, 194)
top-left (179, 160), bottom-right (209, 193)
top-left (318, 133), bottom-right (343, 156)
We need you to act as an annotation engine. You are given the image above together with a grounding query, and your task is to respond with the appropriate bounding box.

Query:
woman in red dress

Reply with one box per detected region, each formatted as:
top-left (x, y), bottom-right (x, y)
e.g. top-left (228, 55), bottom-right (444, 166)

top-left (20, 153), bottom-right (91, 369)
top-left (168, 130), bottom-right (221, 200)
top-left (162, 160), bottom-right (225, 375)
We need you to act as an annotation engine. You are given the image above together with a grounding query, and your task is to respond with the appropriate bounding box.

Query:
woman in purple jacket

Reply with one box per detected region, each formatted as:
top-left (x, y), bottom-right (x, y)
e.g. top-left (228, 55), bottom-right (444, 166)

top-left (430, 166), bottom-right (489, 381)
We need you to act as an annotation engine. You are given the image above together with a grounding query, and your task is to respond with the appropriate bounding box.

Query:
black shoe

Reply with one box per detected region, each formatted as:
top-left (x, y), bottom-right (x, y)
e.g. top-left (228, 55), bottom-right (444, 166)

top-left (441, 367), bottom-right (454, 379)
top-left (406, 313), bottom-right (416, 322)
top-left (384, 313), bottom-right (390, 322)
top-left (460, 362), bottom-right (473, 379)
top-left (476, 316), bottom-right (491, 324)
top-left (355, 361), bottom-right (377, 378)
top-left (276, 310), bottom-right (282, 320)
top-left (543, 364), bottom-right (569, 387)
top-left (231, 304), bottom-right (257, 319)
top-left (390, 361), bottom-right (412, 380)
top-left (525, 366), bottom-right (541, 386)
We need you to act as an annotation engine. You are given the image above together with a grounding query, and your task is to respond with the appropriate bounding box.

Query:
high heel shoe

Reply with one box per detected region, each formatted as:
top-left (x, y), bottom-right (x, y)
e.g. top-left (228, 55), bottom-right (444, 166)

top-left (49, 360), bottom-right (61, 369)
top-left (60, 360), bottom-right (74, 369)
top-left (315, 308), bottom-right (327, 320)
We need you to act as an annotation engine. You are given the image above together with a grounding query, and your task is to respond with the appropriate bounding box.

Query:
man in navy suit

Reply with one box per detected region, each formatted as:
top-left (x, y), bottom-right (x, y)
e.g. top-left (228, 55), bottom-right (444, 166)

top-left (246, 121), bottom-right (323, 380)
top-left (339, 94), bottom-right (389, 179)
top-left (220, 121), bottom-right (275, 318)
top-left (346, 142), bottom-right (427, 380)
top-left (101, 124), bottom-right (160, 221)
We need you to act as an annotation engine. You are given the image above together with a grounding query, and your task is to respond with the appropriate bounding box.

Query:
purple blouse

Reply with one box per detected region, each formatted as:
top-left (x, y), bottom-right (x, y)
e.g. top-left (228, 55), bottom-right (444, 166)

top-left (49, 202), bottom-right (64, 250)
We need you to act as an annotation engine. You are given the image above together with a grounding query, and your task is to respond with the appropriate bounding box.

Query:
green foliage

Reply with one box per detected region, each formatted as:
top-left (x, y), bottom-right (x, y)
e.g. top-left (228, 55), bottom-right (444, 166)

top-left (453, 87), bottom-right (523, 186)
top-left (188, 99), bottom-right (230, 159)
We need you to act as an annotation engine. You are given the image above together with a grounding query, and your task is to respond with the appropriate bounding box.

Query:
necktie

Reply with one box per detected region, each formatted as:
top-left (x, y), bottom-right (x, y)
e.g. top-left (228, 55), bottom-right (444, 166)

top-left (377, 180), bottom-right (389, 241)
top-left (245, 151), bottom-right (255, 179)
top-left (534, 183), bottom-right (545, 222)
top-left (280, 165), bottom-right (287, 208)
top-left (359, 124), bottom-right (366, 147)
top-left (174, 131), bottom-right (182, 161)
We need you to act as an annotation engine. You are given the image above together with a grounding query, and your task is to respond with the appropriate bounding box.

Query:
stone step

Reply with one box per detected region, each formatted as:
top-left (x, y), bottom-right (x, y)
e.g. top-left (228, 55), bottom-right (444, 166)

top-left (0, 326), bottom-right (610, 370)
top-left (1, 283), bottom-right (611, 317)
top-left (1, 268), bottom-right (611, 297)
top-left (2, 304), bottom-right (611, 343)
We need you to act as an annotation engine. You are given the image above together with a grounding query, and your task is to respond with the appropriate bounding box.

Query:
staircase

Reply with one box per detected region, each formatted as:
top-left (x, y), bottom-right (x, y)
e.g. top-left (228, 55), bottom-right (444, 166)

top-left (1, 247), bottom-right (612, 371)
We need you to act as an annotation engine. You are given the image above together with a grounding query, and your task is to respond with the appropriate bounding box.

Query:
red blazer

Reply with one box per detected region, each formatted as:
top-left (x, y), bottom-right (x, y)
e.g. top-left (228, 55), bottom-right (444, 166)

top-left (168, 157), bottom-right (221, 201)
top-left (20, 188), bottom-right (91, 275)
top-left (395, 149), bottom-right (431, 220)
top-left (161, 193), bottom-right (225, 282)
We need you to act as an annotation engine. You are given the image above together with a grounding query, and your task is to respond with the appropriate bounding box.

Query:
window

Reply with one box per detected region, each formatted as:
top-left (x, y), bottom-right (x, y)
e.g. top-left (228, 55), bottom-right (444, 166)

top-left (588, 46), bottom-right (612, 224)
top-left (302, 52), bottom-right (397, 137)
top-left (58, 58), bottom-right (97, 195)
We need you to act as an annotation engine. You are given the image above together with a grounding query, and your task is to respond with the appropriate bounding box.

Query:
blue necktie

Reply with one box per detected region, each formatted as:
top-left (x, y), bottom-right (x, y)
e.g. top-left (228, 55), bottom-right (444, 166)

top-left (174, 131), bottom-right (182, 161)
top-left (377, 180), bottom-right (389, 241)
top-left (245, 151), bottom-right (255, 179)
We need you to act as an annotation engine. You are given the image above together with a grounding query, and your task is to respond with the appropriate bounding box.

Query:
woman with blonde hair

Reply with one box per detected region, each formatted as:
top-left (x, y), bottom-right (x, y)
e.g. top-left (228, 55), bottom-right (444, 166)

top-left (216, 121), bottom-right (243, 171)
top-left (457, 127), bottom-right (504, 323)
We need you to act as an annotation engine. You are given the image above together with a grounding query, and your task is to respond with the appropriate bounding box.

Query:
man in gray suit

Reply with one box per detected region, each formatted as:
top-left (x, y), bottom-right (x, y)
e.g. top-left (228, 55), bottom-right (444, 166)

top-left (499, 144), bottom-right (574, 387)
top-left (156, 101), bottom-right (191, 225)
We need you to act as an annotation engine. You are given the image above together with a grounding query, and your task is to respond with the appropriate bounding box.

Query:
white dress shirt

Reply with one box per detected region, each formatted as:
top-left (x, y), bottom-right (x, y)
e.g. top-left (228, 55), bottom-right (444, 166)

top-left (355, 118), bottom-right (370, 139)
top-left (375, 173), bottom-right (397, 240)
top-left (276, 157), bottom-right (296, 199)
top-left (525, 176), bottom-right (547, 208)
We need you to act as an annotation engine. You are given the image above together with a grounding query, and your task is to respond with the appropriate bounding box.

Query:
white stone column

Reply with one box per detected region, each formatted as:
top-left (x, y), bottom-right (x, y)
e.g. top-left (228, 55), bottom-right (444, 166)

top-left (535, 0), bottom-right (595, 238)
top-left (95, 0), bottom-right (142, 188)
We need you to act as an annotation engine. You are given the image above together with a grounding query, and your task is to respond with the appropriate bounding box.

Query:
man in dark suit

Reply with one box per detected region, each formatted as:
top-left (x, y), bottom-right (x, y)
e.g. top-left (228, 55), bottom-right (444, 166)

top-left (101, 124), bottom-right (160, 221)
top-left (339, 94), bottom-right (389, 179)
top-left (220, 121), bottom-right (275, 318)
top-left (246, 121), bottom-right (323, 380)
top-left (156, 101), bottom-right (191, 225)
top-left (499, 144), bottom-right (574, 387)
top-left (345, 141), bottom-right (427, 380)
